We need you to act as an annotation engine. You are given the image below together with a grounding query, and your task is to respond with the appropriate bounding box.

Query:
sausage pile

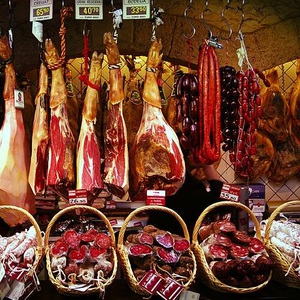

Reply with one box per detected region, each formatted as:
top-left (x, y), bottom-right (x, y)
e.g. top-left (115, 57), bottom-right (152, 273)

top-left (49, 228), bottom-right (114, 288)
top-left (261, 219), bottom-right (300, 277)
top-left (125, 224), bottom-right (195, 284)
top-left (199, 220), bottom-right (274, 288)
top-left (0, 226), bottom-right (37, 280)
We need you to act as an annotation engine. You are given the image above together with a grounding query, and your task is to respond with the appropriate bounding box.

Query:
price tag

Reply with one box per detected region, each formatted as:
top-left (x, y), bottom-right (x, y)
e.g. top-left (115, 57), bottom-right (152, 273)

top-left (139, 270), bottom-right (164, 294)
top-left (32, 21), bottom-right (43, 43)
top-left (123, 0), bottom-right (150, 20)
top-left (68, 189), bottom-right (88, 205)
top-left (179, 290), bottom-right (200, 300)
top-left (146, 190), bottom-right (165, 206)
top-left (75, 0), bottom-right (103, 20)
top-left (156, 277), bottom-right (184, 300)
top-left (29, 0), bottom-right (53, 22)
top-left (220, 183), bottom-right (241, 202)
top-left (14, 89), bottom-right (25, 110)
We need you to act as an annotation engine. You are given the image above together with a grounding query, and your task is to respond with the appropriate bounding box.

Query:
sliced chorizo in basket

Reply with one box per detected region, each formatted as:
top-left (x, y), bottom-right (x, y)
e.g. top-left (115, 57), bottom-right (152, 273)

top-left (229, 243), bottom-right (249, 259)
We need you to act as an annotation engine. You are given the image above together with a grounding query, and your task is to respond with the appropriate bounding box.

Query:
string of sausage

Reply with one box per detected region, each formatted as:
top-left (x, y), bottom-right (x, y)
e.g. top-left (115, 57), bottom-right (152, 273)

top-left (195, 41), bottom-right (221, 164)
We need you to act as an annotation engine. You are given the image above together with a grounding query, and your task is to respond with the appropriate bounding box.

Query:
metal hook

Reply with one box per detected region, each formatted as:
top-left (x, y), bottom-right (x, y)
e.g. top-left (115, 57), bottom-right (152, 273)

top-left (237, 0), bottom-right (245, 35)
top-left (220, 0), bottom-right (233, 40)
top-left (111, 0), bottom-right (115, 10)
top-left (83, 21), bottom-right (90, 36)
top-left (183, 2), bottom-right (196, 40)
top-left (200, 0), bottom-right (212, 39)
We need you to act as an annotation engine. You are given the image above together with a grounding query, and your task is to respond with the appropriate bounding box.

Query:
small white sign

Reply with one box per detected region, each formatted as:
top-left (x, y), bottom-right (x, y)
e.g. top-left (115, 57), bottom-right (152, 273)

top-left (32, 21), bottom-right (43, 43)
top-left (75, 0), bottom-right (103, 20)
top-left (123, 0), bottom-right (150, 20)
top-left (14, 89), bottom-right (25, 110)
top-left (30, 0), bottom-right (53, 22)
top-left (5, 280), bottom-right (25, 300)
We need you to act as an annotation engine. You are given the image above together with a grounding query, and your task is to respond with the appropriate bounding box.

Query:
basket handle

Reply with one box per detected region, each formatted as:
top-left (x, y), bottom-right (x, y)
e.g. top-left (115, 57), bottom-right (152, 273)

top-left (264, 200), bottom-right (300, 241)
top-left (192, 200), bottom-right (261, 243)
top-left (44, 205), bottom-right (116, 246)
top-left (117, 205), bottom-right (190, 246)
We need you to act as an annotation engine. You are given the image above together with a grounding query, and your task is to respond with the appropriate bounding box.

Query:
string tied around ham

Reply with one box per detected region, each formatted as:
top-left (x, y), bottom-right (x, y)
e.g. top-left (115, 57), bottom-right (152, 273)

top-left (47, 6), bottom-right (73, 70)
top-left (79, 30), bottom-right (100, 91)
top-left (0, 54), bottom-right (14, 71)
top-left (108, 62), bottom-right (122, 69)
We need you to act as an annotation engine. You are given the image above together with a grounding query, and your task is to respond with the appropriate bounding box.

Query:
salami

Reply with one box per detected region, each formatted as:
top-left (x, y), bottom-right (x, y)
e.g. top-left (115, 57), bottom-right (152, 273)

top-left (63, 229), bottom-right (81, 249)
top-left (248, 237), bottom-right (265, 254)
top-left (95, 232), bottom-right (112, 249)
top-left (203, 244), bottom-right (228, 261)
top-left (229, 243), bottom-right (249, 259)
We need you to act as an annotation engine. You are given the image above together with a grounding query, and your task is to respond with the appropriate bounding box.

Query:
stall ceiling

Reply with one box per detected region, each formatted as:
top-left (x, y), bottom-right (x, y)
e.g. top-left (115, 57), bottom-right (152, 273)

top-left (0, 0), bottom-right (300, 34)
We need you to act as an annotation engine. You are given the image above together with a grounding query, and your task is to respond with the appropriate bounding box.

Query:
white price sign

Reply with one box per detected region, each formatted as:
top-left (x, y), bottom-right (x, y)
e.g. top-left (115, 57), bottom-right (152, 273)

top-left (75, 0), bottom-right (103, 20)
top-left (123, 0), bottom-right (150, 20)
top-left (68, 189), bottom-right (88, 205)
top-left (30, 0), bottom-right (53, 22)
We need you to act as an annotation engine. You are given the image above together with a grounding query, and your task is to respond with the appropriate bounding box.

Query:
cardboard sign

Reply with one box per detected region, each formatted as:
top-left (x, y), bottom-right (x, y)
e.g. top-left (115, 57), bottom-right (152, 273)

top-left (139, 270), bottom-right (164, 294)
top-left (146, 190), bottom-right (166, 206)
top-left (220, 183), bottom-right (241, 202)
top-left (68, 189), bottom-right (88, 205)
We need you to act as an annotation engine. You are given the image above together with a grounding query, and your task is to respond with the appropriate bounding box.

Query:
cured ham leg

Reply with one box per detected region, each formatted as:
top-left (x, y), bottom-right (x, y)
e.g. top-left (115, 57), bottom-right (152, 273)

top-left (123, 55), bottom-right (143, 151)
top-left (103, 32), bottom-right (129, 201)
top-left (0, 34), bottom-right (36, 226)
top-left (129, 39), bottom-right (185, 201)
top-left (28, 63), bottom-right (49, 194)
top-left (76, 52), bottom-right (104, 201)
top-left (290, 59), bottom-right (300, 138)
top-left (259, 67), bottom-right (290, 143)
top-left (44, 39), bottom-right (75, 199)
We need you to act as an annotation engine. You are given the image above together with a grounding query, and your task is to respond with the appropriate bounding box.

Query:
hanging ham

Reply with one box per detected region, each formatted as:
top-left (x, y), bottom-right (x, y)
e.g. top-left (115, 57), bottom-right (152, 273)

top-left (123, 55), bottom-right (143, 151)
top-left (0, 34), bottom-right (36, 226)
top-left (76, 51), bottom-right (104, 201)
top-left (289, 59), bottom-right (300, 139)
top-left (28, 63), bottom-right (49, 195)
top-left (129, 38), bottom-right (185, 201)
top-left (259, 67), bottom-right (290, 143)
top-left (103, 32), bottom-right (129, 201)
top-left (44, 39), bottom-right (75, 199)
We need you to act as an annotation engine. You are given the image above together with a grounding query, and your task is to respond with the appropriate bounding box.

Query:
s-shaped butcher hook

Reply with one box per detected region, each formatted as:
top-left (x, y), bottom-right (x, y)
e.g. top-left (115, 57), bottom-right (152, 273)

top-left (183, 0), bottom-right (196, 40)
top-left (220, 0), bottom-right (233, 40)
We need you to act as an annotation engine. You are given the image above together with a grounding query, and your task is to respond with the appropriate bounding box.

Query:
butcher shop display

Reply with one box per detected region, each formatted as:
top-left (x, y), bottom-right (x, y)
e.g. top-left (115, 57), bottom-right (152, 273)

top-left (192, 201), bottom-right (273, 293)
top-left (129, 38), bottom-right (185, 201)
top-left (44, 38), bottom-right (76, 199)
top-left (0, 34), bottom-right (36, 226)
top-left (76, 51), bottom-right (104, 202)
top-left (103, 32), bottom-right (129, 201)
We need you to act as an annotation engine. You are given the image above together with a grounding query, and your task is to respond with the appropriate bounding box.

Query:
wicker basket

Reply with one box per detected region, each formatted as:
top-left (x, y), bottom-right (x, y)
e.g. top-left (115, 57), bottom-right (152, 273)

top-left (44, 205), bottom-right (118, 296)
top-left (264, 200), bottom-right (300, 288)
top-left (117, 205), bottom-right (197, 296)
top-left (192, 200), bottom-right (272, 293)
top-left (0, 205), bottom-right (43, 282)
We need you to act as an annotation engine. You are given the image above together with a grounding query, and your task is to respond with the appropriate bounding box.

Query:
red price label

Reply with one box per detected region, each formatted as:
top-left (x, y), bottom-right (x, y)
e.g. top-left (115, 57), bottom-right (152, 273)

top-left (220, 184), bottom-right (241, 202)
top-left (68, 189), bottom-right (88, 205)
